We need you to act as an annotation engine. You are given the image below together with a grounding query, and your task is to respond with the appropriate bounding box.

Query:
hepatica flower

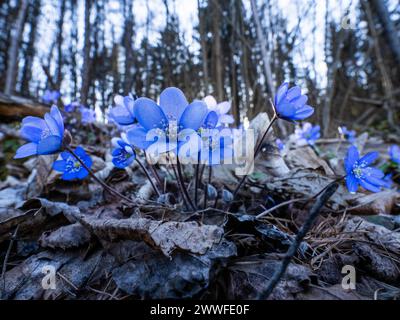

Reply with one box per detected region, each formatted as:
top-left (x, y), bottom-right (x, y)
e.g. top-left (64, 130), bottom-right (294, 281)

top-left (53, 146), bottom-right (92, 180)
top-left (344, 145), bottom-right (386, 193)
top-left (109, 94), bottom-right (135, 126)
top-left (388, 145), bottom-right (400, 164)
top-left (42, 90), bottom-right (60, 104)
top-left (339, 126), bottom-right (356, 143)
top-left (80, 107), bottom-right (96, 124)
top-left (111, 134), bottom-right (136, 169)
top-left (295, 122), bottom-right (320, 146)
top-left (203, 95), bottom-right (234, 126)
top-left (127, 87), bottom-right (208, 158)
top-left (14, 106), bottom-right (64, 159)
top-left (274, 82), bottom-right (314, 121)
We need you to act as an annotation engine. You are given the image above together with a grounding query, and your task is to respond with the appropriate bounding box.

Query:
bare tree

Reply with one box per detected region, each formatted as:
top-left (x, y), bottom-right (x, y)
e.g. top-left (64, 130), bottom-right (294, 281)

top-left (4, 0), bottom-right (29, 95)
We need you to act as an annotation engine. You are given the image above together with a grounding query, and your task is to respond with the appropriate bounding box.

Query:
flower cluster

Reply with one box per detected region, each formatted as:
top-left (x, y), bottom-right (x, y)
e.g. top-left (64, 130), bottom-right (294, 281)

top-left (294, 122), bottom-right (320, 146)
top-left (339, 126), bottom-right (356, 143)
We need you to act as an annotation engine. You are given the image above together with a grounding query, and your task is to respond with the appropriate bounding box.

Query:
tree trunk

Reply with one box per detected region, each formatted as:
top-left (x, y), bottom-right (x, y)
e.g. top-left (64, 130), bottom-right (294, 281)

top-left (4, 0), bottom-right (29, 95)
top-left (370, 0), bottom-right (400, 64)
top-left (80, 0), bottom-right (92, 106)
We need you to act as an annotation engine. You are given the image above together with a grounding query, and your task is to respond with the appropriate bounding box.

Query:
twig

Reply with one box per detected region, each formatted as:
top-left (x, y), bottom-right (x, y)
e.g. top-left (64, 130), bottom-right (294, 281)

top-left (258, 182), bottom-right (339, 300)
top-left (1, 225), bottom-right (20, 298)
top-left (176, 158), bottom-right (196, 211)
top-left (203, 166), bottom-right (212, 209)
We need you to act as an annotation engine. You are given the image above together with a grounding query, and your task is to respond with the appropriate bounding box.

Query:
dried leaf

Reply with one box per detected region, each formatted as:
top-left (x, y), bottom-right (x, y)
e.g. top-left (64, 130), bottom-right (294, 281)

top-left (76, 214), bottom-right (224, 257)
top-left (39, 223), bottom-right (91, 250)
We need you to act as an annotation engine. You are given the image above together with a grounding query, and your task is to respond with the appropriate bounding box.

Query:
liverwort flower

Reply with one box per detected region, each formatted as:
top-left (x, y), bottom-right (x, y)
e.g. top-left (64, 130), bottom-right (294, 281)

top-left (295, 122), bottom-right (320, 146)
top-left (14, 105), bottom-right (64, 159)
top-left (388, 145), bottom-right (400, 164)
top-left (344, 145), bottom-right (386, 193)
top-left (127, 87), bottom-right (208, 159)
top-left (339, 126), bottom-right (356, 143)
top-left (203, 95), bottom-right (234, 127)
top-left (53, 146), bottom-right (92, 180)
top-left (42, 90), bottom-right (60, 104)
top-left (109, 94), bottom-right (136, 126)
top-left (80, 106), bottom-right (96, 124)
top-left (111, 134), bottom-right (136, 169)
top-left (274, 82), bottom-right (314, 121)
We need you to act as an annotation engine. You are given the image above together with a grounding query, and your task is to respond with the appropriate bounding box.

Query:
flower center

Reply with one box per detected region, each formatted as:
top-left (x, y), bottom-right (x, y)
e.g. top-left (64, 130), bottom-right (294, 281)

top-left (352, 165), bottom-right (363, 179)
top-left (66, 156), bottom-right (82, 173)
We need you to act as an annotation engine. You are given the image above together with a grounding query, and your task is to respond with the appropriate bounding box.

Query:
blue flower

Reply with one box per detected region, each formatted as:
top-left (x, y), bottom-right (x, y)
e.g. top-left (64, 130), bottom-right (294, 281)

top-left (80, 107), bottom-right (96, 124)
top-left (109, 94), bottom-right (135, 125)
top-left (14, 105), bottom-right (64, 159)
top-left (274, 82), bottom-right (314, 121)
top-left (203, 95), bottom-right (234, 126)
top-left (128, 87), bottom-right (208, 158)
top-left (111, 135), bottom-right (136, 169)
top-left (295, 122), bottom-right (320, 146)
top-left (53, 146), bottom-right (92, 180)
top-left (339, 126), bottom-right (356, 143)
top-left (344, 145), bottom-right (386, 193)
top-left (388, 145), bottom-right (400, 164)
top-left (42, 90), bottom-right (60, 104)
top-left (202, 111), bottom-right (219, 129)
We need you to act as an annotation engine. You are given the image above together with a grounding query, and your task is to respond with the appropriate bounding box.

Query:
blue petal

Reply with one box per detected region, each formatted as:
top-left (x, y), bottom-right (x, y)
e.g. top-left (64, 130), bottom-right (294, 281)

top-left (14, 142), bottom-right (38, 159)
top-left (74, 146), bottom-right (86, 158)
top-left (126, 126), bottom-right (154, 150)
top-left (358, 152), bottom-right (379, 167)
top-left (345, 145), bottom-right (359, 172)
top-left (44, 113), bottom-right (61, 137)
top-left (203, 111), bottom-right (218, 129)
top-left (109, 106), bottom-right (134, 125)
top-left (159, 87), bottom-right (188, 121)
top-left (76, 167), bottom-right (89, 179)
top-left (292, 95), bottom-right (308, 108)
top-left (50, 105), bottom-right (64, 136)
top-left (61, 151), bottom-right (71, 160)
top-left (286, 86), bottom-right (301, 101)
top-left (53, 160), bottom-right (66, 172)
top-left (346, 174), bottom-right (359, 193)
top-left (62, 171), bottom-right (77, 181)
top-left (275, 82), bottom-right (288, 106)
top-left (359, 179), bottom-right (381, 193)
top-left (20, 125), bottom-right (43, 142)
top-left (276, 100), bottom-right (297, 119)
top-left (22, 116), bottom-right (47, 130)
top-left (134, 98), bottom-right (167, 131)
top-left (37, 135), bottom-right (62, 155)
top-left (179, 100), bottom-right (208, 131)
top-left (292, 105), bottom-right (314, 120)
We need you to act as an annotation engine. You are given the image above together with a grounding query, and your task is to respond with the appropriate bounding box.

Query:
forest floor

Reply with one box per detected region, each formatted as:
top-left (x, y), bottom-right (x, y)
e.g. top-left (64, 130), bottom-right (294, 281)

top-left (0, 113), bottom-right (400, 300)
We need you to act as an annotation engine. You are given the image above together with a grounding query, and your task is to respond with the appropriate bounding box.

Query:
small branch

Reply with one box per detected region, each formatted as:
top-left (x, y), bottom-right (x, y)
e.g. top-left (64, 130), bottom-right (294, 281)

top-left (258, 182), bottom-right (339, 300)
top-left (176, 158), bottom-right (196, 211)
top-left (1, 225), bottom-right (19, 299)
top-left (65, 145), bottom-right (135, 205)
top-left (203, 166), bottom-right (212, 209)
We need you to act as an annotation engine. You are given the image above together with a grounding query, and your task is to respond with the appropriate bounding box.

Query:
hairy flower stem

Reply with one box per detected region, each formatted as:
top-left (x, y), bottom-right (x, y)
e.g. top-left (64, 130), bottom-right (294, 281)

top-left (194, 154), bottom-right (200, 208)
top-left (65, 146), bottom-right (135, 205)
top-left (144, 152), bottom-right (164, 192)
top-left (176, 158), bottom-right (196, 211)
top-left (203, 166), bottom-right (212, 209)
top-left (135, 158), bottom-right (161, 197)
top-left (231, 114), bottom-right (278, 200)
